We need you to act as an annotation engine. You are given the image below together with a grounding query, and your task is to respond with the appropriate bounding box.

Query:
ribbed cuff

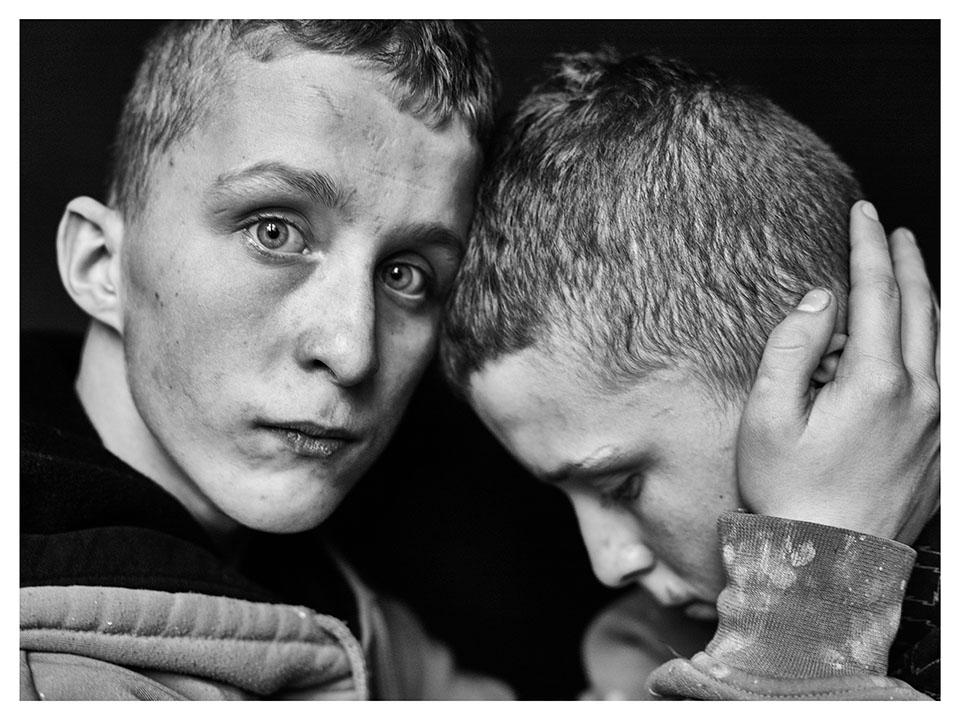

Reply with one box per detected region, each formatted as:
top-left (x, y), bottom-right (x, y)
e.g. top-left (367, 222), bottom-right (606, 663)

top-left (706, 512), bottom-right (916, 678)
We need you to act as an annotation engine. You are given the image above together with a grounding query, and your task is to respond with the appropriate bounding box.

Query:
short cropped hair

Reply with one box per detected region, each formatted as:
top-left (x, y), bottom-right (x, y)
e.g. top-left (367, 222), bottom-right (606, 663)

top-left (108, 20), bottom-right (498, 221)
top-left (442, 50), bottom-right (862, 404)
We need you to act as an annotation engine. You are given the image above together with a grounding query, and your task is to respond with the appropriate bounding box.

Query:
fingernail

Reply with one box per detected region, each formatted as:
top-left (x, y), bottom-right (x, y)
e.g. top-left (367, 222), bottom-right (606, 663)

top-left (899, 228), bottom-right (916, 243)
top-left (860, 201), bottom-right (879, 221)
top-left (798, 288), bottom-right (831, 312)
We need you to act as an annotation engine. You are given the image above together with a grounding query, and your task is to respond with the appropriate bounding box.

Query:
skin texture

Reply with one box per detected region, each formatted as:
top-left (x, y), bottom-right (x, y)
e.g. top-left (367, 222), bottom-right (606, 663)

top-left (86, 51), bottom-right (480, 536)
top-left (469, 354), bottom-right (744, 608)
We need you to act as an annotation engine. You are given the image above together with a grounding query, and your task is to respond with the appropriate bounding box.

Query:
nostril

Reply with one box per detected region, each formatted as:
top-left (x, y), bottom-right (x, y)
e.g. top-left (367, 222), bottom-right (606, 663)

top-left (617, 566), bottom-right (656, 587)
top-left (616, 544), bottom-right (656, 586)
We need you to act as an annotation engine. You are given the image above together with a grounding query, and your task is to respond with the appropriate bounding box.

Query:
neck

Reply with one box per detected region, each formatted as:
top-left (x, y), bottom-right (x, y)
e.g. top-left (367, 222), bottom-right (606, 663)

top-left (75, 321), bottom-right (240, 544)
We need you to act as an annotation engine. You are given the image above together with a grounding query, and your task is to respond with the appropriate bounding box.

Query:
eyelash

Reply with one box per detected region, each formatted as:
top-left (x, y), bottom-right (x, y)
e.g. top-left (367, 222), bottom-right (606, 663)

top-left (379, 261), bottom-right (436, 300)
top-left (239, 212), bottom-right (309, 261)
top-left (598, 474), bottom-right (645, 507)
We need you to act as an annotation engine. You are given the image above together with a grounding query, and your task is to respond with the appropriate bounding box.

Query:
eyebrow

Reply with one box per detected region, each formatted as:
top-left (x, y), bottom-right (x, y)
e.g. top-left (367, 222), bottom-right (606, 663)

top-left (205, 164), bottom-right (465, 252)
top-left (388, 222), bottom-right (467, 256)
top-left (541, 451), bottom-right (653, 486)
top-left (207, 161), bottom-right (349, 211)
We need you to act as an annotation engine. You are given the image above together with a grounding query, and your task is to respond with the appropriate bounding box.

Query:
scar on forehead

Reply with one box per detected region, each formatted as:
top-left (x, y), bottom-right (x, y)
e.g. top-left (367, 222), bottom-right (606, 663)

top-left (306, 82), bottom-right (344, 119)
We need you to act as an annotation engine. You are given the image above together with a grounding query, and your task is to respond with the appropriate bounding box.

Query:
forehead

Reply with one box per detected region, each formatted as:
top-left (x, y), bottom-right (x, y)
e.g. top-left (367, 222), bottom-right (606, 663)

top-left (468, 346), bottom-right (737, 477)
top-left (222, 50), bottom-right (455, 145)
top-left (141, 50), bottom-right (480, 229)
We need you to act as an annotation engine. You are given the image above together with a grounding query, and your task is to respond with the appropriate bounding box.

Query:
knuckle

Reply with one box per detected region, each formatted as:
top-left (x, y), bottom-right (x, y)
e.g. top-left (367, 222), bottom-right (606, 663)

top-left (767, 325), bottom-right (813, 353)
top-left (752, 365), bottom-right (804, 404)
top-left (744, 382), bottom-right (794, 428)
top-left (861, 365), bottom-right (907, 398)
top-left (912, 378), bottom-right (941, 417)
top-left (868, 274), bottom-right (901, 304)
top-left (748, 374), bottom-right (781, 406)
top-left (740, 409), bottom-right (785, 446)
top-left (902, 285), bottom-right (938, 325)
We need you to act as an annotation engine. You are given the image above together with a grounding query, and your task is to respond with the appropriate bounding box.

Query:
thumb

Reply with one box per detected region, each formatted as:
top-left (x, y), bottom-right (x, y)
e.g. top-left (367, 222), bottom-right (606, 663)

top-left (750, 288), bottom-right (839, 421)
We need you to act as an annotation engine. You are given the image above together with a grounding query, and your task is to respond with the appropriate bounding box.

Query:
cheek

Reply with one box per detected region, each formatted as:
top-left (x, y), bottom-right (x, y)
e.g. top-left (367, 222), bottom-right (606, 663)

top-left (122, 240), bottom-right (274, 411)
top-left (378, 307), bottom-right (438, 399)
top-left (636, 479), bottom-right (727, 579)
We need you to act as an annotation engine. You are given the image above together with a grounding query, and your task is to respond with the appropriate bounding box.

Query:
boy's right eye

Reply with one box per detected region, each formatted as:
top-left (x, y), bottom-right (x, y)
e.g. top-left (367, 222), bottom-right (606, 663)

top-left (241, 213), bottom-right (310, 257)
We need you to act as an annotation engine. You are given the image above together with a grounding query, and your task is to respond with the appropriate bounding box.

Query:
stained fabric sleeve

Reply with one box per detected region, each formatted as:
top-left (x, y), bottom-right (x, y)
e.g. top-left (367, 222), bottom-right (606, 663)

top-left (646, 512), bottom-right (931, 700)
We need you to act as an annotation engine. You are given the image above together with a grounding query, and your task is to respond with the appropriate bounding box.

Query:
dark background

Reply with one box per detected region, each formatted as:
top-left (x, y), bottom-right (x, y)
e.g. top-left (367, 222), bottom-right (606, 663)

top-left (20, 20), bottom-right (939, 698)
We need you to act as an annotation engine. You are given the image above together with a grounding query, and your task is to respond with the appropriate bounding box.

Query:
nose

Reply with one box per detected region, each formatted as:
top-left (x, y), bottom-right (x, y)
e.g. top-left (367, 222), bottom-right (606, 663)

top-left (568, 489), bottom-right (656, 587)
top-left (294, 270), bottom-right (380, 387)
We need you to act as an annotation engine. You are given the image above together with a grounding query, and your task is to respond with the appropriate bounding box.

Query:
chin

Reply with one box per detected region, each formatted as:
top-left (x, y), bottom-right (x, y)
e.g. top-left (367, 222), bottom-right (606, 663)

top-left (235, 500), bottom-right (339, 534)
top-left (216, 478), bottom-right (348, 535)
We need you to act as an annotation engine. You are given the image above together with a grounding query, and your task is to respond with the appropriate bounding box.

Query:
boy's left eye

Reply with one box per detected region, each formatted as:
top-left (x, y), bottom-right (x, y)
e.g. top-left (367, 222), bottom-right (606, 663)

top-left (380, 262), bottom-right (429, 297)
top-left (598, 473), bottom-right (645, 507)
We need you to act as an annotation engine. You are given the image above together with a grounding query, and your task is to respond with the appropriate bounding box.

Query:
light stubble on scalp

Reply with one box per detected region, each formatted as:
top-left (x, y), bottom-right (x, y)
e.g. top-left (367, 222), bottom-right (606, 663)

top-left (442, 50), bottom-right (862, 406)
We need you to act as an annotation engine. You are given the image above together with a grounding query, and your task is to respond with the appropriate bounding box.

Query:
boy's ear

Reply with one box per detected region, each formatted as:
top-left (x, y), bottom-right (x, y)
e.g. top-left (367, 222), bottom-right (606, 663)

top-left (56, 197), bottom-right (125, 334)
top-left (811, 332), bottom-right (847, 386)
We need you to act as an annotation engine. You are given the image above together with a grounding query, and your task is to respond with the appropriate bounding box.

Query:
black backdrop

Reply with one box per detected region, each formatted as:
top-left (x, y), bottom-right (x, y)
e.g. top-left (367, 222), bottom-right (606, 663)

top-left (20, 20), bottom-right (939, 698)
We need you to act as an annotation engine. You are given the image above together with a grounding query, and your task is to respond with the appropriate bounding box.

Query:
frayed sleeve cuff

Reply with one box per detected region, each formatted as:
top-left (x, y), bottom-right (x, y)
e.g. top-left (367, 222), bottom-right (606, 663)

top-left (706, 511), bottom-right (916, 678)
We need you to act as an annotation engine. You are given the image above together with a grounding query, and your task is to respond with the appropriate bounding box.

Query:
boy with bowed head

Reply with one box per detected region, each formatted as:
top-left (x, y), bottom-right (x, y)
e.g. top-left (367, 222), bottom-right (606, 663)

top-left (443, 50), bottom-right (940, 700)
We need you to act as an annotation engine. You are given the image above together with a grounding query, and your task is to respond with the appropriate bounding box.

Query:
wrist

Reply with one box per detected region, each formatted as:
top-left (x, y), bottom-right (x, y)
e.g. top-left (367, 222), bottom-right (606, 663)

top-left (742, 502), bottom-right (899, 540)
top-left (708, 512), bottom-right (916, 678)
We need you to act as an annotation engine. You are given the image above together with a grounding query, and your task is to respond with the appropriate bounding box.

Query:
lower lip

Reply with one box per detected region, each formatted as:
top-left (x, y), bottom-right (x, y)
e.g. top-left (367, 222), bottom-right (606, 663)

top-left (267, 427), bottom-right (353, 459)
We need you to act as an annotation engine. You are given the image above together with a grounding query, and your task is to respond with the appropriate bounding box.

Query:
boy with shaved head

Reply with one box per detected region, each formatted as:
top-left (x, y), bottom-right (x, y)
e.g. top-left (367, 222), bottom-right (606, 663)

top-left (21, 20), bottom-right (512, 700)
top-left (443, 51), bottom-right (940, 699)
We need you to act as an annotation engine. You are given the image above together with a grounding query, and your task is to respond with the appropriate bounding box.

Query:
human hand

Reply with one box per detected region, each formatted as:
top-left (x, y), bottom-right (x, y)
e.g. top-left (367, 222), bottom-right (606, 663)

top-left (581, 588), bottom-right (716, 701)
top-left (736, 201), bottom-right (939, 543)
